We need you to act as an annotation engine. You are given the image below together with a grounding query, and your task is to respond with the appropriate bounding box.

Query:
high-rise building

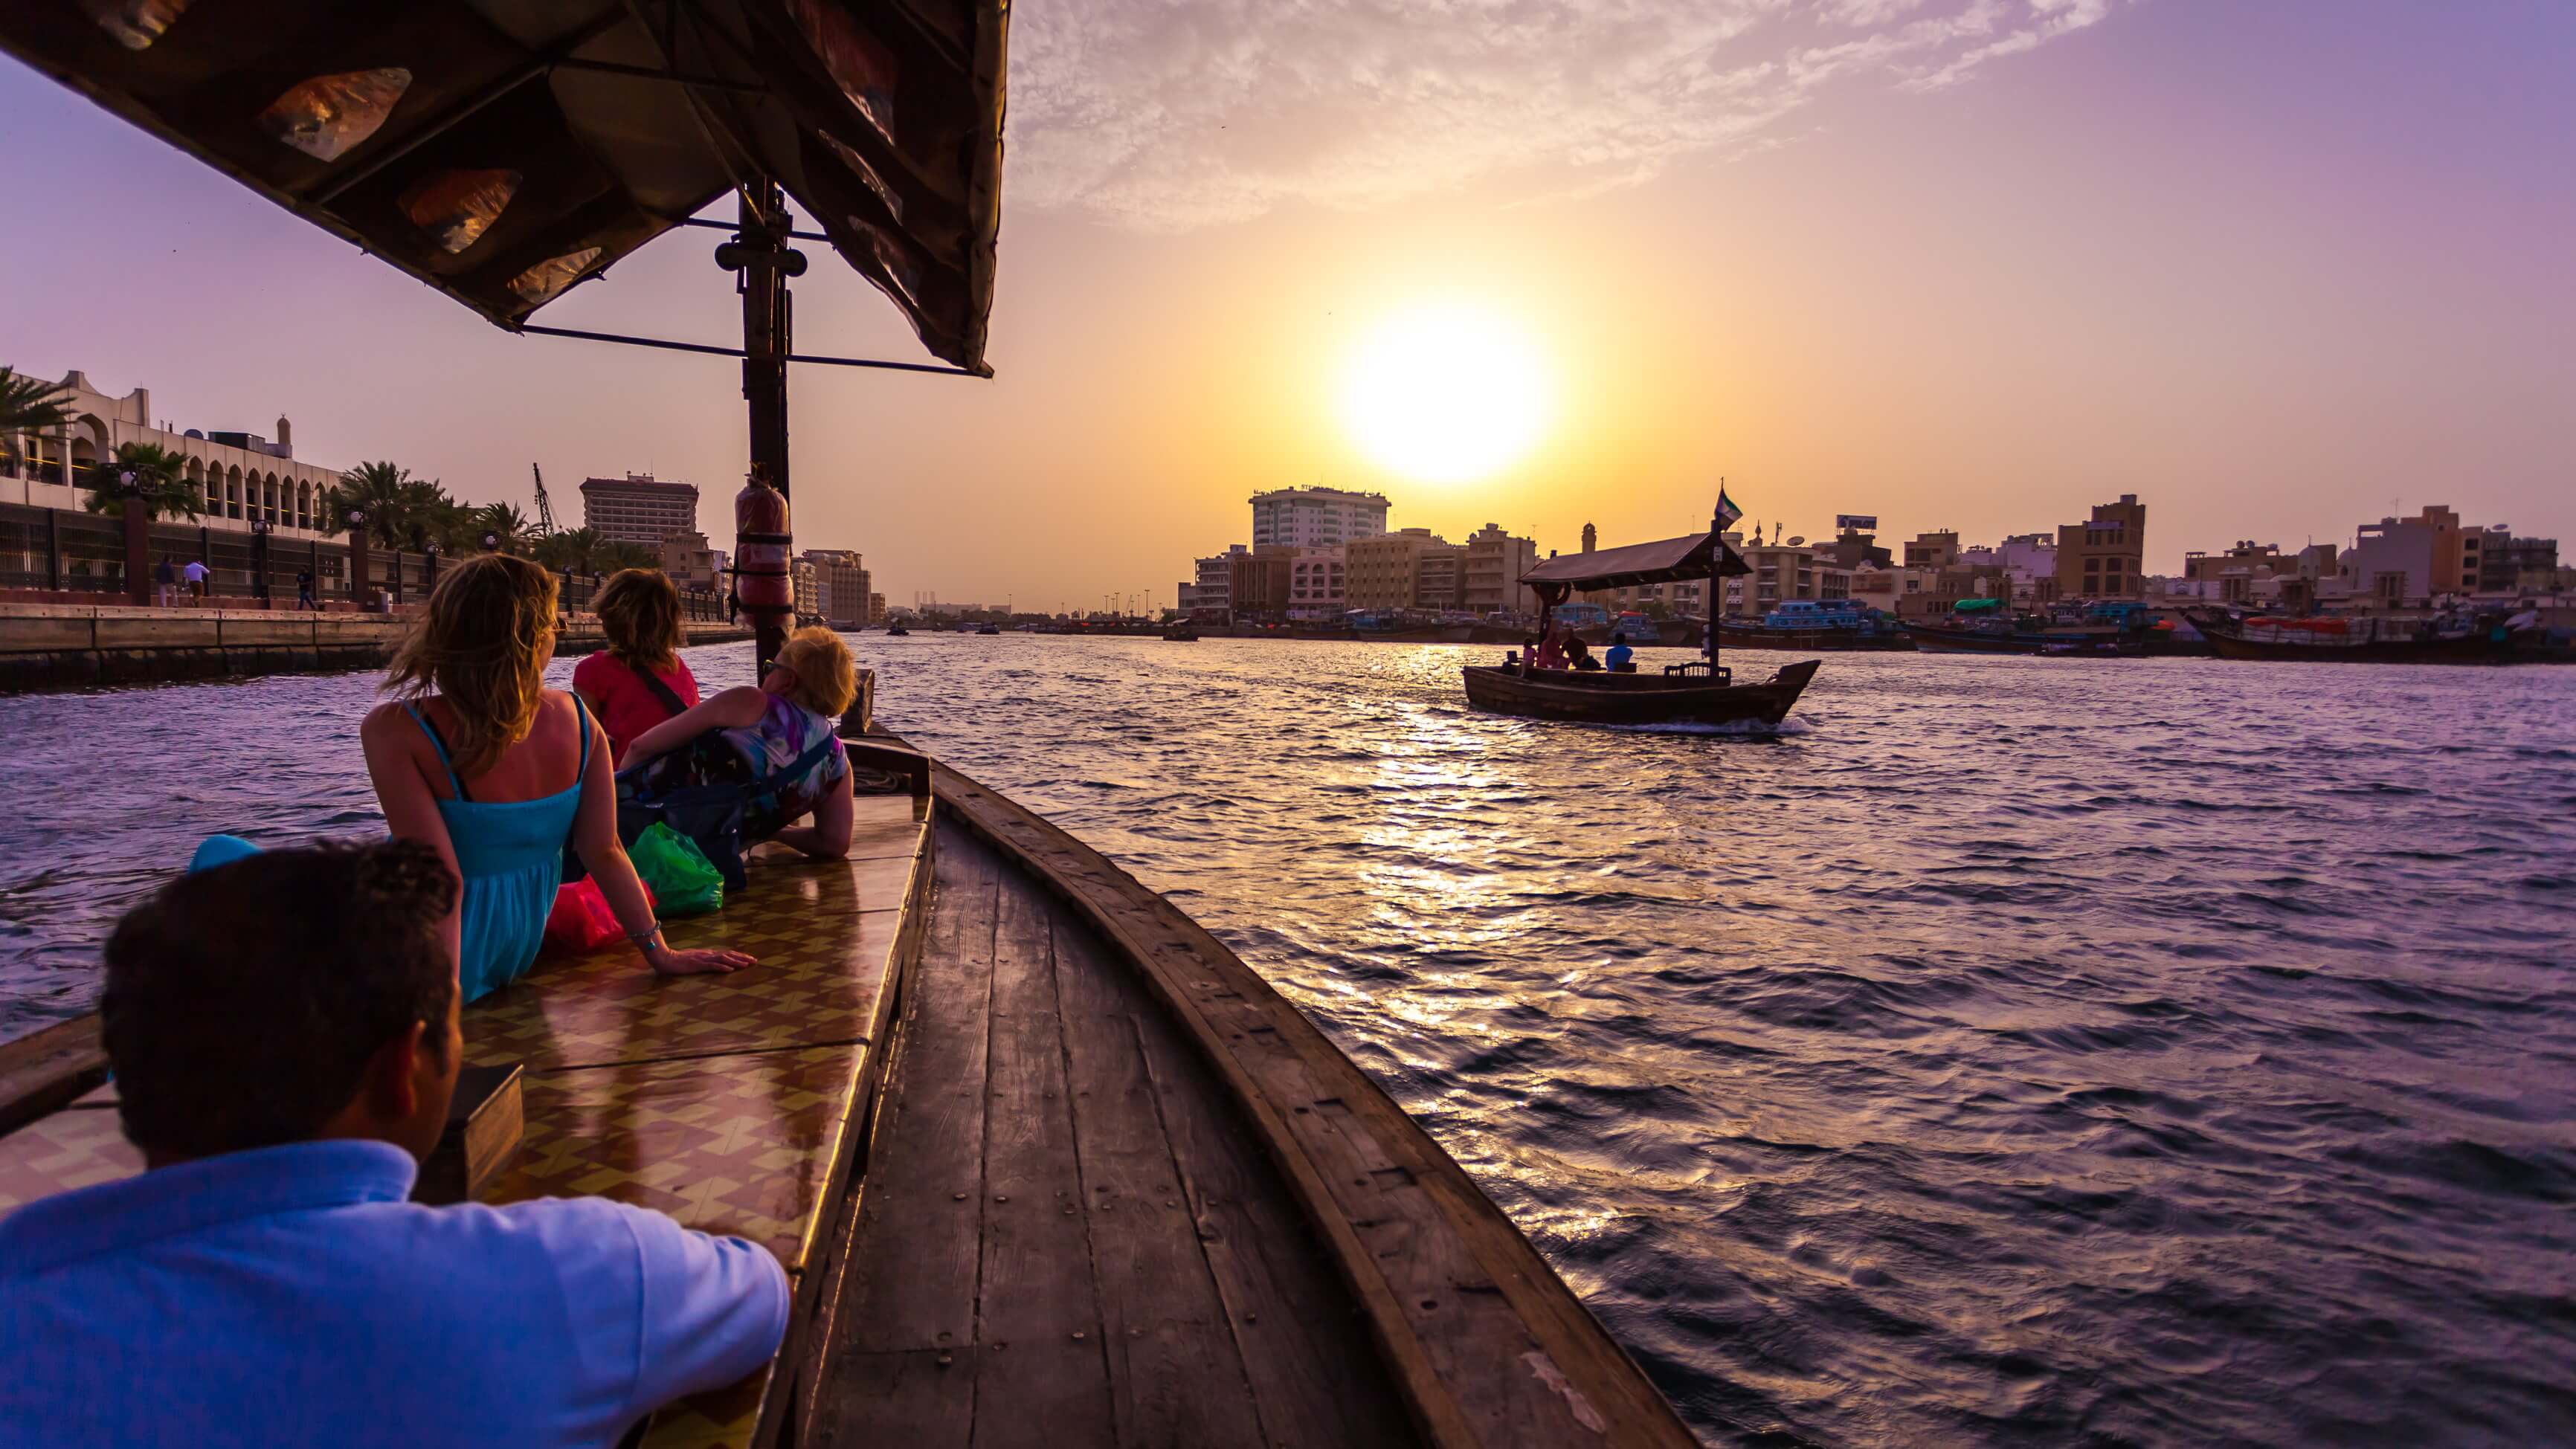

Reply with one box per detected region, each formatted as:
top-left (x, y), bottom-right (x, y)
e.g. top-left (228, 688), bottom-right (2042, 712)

top-left (579, 472), bottom-right (700, 547)
top-left (1462, 523), bottom-right (1540, 616)
top-left (802, 549), bottom-right (872, 626)
top-left (1249, 487), bottom-right (1390, 549)
top-left (2053, 494), bottom-right (2146, 599)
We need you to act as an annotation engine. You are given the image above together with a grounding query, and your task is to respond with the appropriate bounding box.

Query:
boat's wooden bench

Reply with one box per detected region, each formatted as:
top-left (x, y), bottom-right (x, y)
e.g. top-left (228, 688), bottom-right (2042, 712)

top-left (0, 790), bottom-right (937, 1449)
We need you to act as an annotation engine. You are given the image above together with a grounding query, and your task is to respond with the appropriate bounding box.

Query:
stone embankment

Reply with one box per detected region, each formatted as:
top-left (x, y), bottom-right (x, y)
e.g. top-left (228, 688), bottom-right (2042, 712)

top-left (0, 604), bottom-right (750, 693)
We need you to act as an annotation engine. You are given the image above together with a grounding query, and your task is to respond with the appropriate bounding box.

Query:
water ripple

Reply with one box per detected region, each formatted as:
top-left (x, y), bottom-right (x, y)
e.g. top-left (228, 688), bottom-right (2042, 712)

top-left (3, 638), bottom-right (2572, 1446)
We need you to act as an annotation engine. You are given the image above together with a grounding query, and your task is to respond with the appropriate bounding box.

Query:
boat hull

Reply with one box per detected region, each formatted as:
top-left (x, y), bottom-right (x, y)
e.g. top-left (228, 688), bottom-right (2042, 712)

top-left (1461, 659), bottom-right (1819, 726)
top-left (2188, 613), bottom-right (2525, 664)
top-left (1902, 622), bottom-right (2144, 656)
top-left (1716, 624), bottom-right (1915, 651)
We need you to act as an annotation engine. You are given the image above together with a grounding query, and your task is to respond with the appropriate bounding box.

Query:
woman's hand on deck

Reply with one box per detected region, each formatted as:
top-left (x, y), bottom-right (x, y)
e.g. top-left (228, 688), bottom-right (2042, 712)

top-left (648, 944), bottom-right (758, 976)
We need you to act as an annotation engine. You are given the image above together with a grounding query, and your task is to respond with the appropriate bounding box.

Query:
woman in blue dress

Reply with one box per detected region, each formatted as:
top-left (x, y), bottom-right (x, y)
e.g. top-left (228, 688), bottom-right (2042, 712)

top-left (358, 553), bottom-right (752, 1002)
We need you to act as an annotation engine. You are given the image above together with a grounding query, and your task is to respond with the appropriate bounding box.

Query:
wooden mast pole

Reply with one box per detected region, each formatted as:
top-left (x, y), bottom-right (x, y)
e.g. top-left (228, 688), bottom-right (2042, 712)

top-left (1707, 501), bottom-right (1723, 679)
top-left (741, 181), bottom-right (793, 677)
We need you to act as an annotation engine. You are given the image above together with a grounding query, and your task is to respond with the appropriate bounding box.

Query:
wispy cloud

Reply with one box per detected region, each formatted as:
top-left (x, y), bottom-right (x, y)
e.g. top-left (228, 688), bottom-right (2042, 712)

top-left (1011, 0), bottom-right (2130, 229)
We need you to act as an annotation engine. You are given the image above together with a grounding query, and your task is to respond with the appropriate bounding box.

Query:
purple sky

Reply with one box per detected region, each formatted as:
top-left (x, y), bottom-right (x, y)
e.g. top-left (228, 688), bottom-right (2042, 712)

top-left (3, 1), bottom-right (2569, 604)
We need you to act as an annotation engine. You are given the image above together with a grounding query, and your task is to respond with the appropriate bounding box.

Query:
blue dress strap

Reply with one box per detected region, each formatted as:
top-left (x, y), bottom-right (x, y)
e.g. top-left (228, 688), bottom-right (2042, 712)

top-left (571, 693), bottom-right (593, 778)
top-left (403, 702), bottom-right (469, 802)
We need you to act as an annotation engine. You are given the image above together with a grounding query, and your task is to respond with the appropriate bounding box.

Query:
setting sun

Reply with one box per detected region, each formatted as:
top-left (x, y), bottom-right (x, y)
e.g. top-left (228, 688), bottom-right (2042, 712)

top-left (1337, 301), bottom-right (1553, 483)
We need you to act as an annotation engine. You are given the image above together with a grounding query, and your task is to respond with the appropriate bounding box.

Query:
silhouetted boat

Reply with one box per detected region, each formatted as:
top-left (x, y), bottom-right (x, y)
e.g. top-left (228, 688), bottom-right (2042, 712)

top-left (1468, 518), bottom-right (1821, 726)
top-left (884, 623), bottom-right (911, 636)
top-left (1160, 624), bottom-right (1201, 641)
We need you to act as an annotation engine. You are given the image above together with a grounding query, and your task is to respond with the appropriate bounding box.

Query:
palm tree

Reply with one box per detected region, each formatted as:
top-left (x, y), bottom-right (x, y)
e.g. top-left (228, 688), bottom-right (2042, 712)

top-left (83, 442), bottom-right (202, 605)
top-left (474, 501), bottom-right (532, 550)
top-left (533, 526), bottom-right (608, 575)
top-left (602, 540), bottom-right (660, 572)
top-left (1, 367), bottom-right (73, 474)
top-left (82, 442), bottom-right (203, 522)
top-left (323, 461), bottom-right (432, 549)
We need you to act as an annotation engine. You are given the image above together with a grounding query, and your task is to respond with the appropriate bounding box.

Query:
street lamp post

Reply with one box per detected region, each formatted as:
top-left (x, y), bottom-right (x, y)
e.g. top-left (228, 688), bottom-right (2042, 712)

top-left (345, 507), bottom-right (371, 611)
top-left (250, 515), bottom-right (272, 608)
top-left (115, 468), bottom-right (153, 607)
top-left (425, 540), bottom-right (442, 593)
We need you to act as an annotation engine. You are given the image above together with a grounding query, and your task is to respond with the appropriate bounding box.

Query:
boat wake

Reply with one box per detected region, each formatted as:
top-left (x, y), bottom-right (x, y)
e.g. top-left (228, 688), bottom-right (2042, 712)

top-left (1611, 713), bottom-right (1817, 738)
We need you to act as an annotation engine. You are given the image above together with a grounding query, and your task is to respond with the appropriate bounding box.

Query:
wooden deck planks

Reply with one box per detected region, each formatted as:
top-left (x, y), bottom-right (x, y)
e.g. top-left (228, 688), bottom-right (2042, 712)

top-left (839, 838), bottom-right (1002, 1355)
top-left (1047, 917), bottom-right (1268, 1449)
top-left (817, 819), bottom-right (1432, 1449)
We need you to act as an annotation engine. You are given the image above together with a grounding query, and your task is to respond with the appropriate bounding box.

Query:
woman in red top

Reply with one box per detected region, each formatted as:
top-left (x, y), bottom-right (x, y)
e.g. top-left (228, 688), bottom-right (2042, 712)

top-left (570, 569), bottom-right (701, 765)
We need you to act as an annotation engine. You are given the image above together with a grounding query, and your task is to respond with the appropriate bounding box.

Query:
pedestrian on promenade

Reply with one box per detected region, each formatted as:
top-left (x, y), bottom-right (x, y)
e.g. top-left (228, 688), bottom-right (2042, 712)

top-left (295, 567), bottom-right (317, 611)
top-left (152, 555), bottom-right (174, 608)
top-left (359, 552), bottom-right (753, 1003)
top-left (0, 840), bottom-right (790, 1449)
top-left (181, 557), bottom-right (207, 604)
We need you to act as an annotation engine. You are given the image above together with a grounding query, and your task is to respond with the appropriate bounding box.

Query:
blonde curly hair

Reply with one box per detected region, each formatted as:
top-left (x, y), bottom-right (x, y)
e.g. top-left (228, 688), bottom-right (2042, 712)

top-left (383, 552), bottom-right (558, 778)
top-left (773, 626), bottom-right (857, 718)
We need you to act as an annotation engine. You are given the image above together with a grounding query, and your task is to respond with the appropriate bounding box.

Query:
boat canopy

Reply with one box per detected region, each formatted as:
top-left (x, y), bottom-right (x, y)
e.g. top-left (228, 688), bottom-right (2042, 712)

top-left (1951, 597), bottom-right (2006, 613)
top-left (1521, 532), bottom-right (1750, 596)
top-left (2, 0), bottom-right (1006, 373)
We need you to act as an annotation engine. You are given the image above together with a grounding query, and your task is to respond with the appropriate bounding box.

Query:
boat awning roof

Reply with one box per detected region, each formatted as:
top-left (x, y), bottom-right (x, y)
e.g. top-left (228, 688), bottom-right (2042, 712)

top-left (1, 0), bottom-right (1006, 374)
top-left (1522, 532), bottom-right (1751, 591)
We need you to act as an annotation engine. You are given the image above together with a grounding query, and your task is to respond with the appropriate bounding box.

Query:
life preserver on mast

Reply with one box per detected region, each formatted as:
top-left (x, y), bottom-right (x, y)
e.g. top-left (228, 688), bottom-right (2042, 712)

top-left (732, 466), bottom-right (794, 630)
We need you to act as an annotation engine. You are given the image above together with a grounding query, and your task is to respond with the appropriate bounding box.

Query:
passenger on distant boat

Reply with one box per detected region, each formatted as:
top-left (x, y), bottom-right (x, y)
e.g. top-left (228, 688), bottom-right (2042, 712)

top-left (1533, 627), bottom-right (1571, 671)
top-left (622, 625), bottom-right (859, 862)
top-left (573, 568), bottom-right (702, 766)
top-left (0, 841), bottom-right (791, 1449)
top-left (1604, 633), bottom-right (1636, 673)
top-left (361, 554), bottom-right (754, 1001)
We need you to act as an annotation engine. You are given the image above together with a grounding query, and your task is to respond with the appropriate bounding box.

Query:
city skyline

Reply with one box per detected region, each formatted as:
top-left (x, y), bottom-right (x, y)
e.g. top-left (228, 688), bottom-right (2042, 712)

top-left (3, 3), bottom-right (2570, 604)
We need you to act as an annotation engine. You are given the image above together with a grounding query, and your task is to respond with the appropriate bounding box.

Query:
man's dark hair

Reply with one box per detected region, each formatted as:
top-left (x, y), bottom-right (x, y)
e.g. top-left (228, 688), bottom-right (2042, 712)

top-left (103, 839), bottom-right (457, 1160)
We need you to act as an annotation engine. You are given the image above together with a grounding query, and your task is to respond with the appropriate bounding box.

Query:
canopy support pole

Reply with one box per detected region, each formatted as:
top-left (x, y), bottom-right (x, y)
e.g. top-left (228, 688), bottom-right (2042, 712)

top-left (1707, 504), bottom-right (1724, 682)
top-left (741, 181), bottom-right (793, 677)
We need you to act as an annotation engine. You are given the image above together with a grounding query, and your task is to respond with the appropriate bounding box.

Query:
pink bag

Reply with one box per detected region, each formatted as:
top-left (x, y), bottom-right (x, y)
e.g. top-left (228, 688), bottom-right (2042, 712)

top-left (543, 877), bottom-right (653, 956)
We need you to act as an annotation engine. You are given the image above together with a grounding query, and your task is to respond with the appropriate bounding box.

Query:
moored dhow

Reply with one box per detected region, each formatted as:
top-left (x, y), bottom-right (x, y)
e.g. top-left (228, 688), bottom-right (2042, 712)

top-left (1716, 598), bottom-right (1916, 651)
top-left (2184, 607), bottom-right (2568, 664)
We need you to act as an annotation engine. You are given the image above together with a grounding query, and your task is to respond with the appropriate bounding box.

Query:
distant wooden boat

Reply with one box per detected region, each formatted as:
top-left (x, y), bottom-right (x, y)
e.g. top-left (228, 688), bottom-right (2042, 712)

top-left (1716, 623), bottom-right (1915, 651)
top-left (1464, 659), bottom-right (1818, 726)
top-left (2184, 608), bottom-right (2542, 664)
top-left (1475, 518), bottom-right (1822, 726)
top-left (1159, 624), bottom-right (1201, 641)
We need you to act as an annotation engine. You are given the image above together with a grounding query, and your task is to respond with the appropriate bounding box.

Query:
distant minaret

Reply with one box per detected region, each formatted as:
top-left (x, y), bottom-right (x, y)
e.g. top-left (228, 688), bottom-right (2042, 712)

top-left (1581, 522), bottom-right (1597, 554)
top-left (275, 414), bottom-right (293, 457)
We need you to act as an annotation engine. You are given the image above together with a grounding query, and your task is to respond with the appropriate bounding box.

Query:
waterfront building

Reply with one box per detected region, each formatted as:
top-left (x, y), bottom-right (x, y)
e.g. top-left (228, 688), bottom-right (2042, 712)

top-left (1958, 532), bottom-right (2058, 602)
top-left (802, 549), bottom-right (872, 627)
top-left (1903, 530), bottom-right (1961, 569)
top-left (579, 471), bottom-right (699, 548)
top-left (1463, 523), bottom-right (1540, 616)
top-left (869, 591), bottom-right (886, 622)
top-left (1820, 515), bottom-right (1895, 569)
top-left (1344, 528), bottom-right (1455, 611)
top-left (4, 369), bottom-right (344, 538)
top-left (660, 531), bottom-right (724, 592)
top-left (792, 558), bottom-right (820, 618)
top-left (2349, 506), bottom-right (2467, 605)
top-left (1249, 487), bottom-right (1390, 549)
top-left (1733, 537), bottom-right (1854, 613)
top-left (2053, 494), bottom-right (2146, 598)
top-left (1415, 543), bottom-right (1465, 610)
top-left (1229, 546), bottom-right (1295, 622)
top-left (2473, 527), bottom-right (2559, 595)
top-left (1190, 546), bottom-right (1245, 620)
top-left (1287, 547), bottom-right (1346, 621)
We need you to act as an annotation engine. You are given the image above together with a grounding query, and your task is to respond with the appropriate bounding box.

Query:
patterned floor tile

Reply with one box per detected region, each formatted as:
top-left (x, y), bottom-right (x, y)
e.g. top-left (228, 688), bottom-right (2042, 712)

top-left (468, 890), bottom-right (905, 1071)
top-left (481, 1044), bottom-right (863, 1270)
top-left (0, 1105), bottom-right (141, 1218)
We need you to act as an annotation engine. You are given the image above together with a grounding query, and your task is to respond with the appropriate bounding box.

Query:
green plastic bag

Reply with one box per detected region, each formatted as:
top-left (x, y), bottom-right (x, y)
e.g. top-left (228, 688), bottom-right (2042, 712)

top-left (628, 822), bottom-right (724, 917)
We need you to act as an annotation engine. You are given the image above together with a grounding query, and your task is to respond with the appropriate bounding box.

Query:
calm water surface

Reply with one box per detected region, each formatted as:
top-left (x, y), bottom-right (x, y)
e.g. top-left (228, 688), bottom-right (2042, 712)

top-left (4, 637), bottom-right (2573, 1446)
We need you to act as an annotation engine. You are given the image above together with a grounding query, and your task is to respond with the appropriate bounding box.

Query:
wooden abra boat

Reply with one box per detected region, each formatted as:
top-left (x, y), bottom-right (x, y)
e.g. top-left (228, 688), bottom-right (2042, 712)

top-left (1464, 658), bottom-right (1818, 726)
top-left (0, 742), bottom-right (1698, 1448)
top-left (1469, 517), bottom-right (1823, 726)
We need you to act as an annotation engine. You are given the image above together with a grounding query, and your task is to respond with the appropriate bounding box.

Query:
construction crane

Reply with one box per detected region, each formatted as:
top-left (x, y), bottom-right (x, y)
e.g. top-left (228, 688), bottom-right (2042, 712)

top-left (530, 462), bottom-right (557, 535)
